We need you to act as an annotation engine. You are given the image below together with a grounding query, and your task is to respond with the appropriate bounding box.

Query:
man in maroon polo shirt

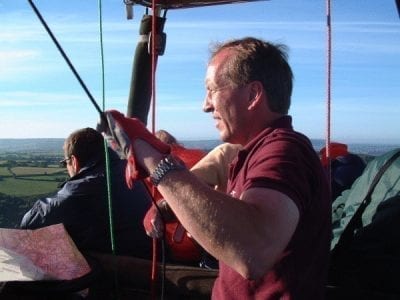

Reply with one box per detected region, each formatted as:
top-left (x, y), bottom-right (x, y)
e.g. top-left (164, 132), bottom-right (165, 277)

top-left (126, 37), bottom-right (331, 299)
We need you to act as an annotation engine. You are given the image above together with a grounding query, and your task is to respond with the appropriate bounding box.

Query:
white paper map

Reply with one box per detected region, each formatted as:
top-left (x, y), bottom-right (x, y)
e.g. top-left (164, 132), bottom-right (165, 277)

top-left (0, 224), bottom-right (91, 282)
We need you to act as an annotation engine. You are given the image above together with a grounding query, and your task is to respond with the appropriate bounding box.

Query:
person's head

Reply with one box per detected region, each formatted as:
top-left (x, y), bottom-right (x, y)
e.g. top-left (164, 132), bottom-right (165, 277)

top-left (203, 37), bottom-right (293, 145)
top-left (155, 130), bottom-right (180, 146)
top-left (61, 127), bottom-right (104, 177)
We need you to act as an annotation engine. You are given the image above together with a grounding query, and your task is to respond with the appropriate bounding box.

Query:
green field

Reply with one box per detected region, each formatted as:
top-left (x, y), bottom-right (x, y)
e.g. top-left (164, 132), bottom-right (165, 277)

top-left (0, 167), bottom-right (11, 176)
top-left (0, 165), bottom-right (66, 196)
top-left (11, 166), bottom-right (65, 175)
top-left (0, 176), bottom-right (62, 197)
top-left (0, 151), bottom-right (67, 228)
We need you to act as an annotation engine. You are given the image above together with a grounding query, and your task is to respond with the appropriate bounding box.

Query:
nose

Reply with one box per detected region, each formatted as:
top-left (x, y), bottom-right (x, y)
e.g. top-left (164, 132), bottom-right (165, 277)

top-left (202, 92), bottom-right (213, 113)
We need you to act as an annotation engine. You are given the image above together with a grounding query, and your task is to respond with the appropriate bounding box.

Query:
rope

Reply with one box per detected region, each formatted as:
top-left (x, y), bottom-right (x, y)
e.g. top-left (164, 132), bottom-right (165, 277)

top-left (28, 0), bottom-right (120, 296)
top-left (325, 0), bottom-right (332, 190)
top-left (27, 0), bottom-right (106, 125)
top-left (27, 0), bottom-right (116, 249)
top-left (150, 2), bottom-right (160, 298)
top-left (142, 183), bottom-right (168, 300)
top-left (149, 4), bottom-right (168, 300)
top-left (28, 0), bottom-right (166, 297)
top-left (97, 0), bottom-right (117, 259)
top-left (97, 1), bottom-right (120, 299)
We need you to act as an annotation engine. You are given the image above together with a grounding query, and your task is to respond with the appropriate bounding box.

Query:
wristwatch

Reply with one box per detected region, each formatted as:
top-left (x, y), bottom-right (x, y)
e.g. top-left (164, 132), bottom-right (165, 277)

top-left (150, 154), bottom-right (185, 186)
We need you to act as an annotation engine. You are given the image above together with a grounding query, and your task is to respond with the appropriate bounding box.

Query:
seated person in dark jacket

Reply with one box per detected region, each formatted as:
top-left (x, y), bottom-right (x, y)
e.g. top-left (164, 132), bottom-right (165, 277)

top-left (320, 142), bottom-right (366, 201)
top-left (20, 127), bottom-right (153, 258)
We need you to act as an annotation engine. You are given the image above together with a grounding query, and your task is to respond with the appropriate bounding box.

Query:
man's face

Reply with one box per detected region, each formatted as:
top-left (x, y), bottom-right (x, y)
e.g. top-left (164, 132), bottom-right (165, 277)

top-left (203, 51), bottom-right (249, 144)
top-left (62, 143), bottom-right (76, 177)
top-left (66, 157), bottom-right (76, 177)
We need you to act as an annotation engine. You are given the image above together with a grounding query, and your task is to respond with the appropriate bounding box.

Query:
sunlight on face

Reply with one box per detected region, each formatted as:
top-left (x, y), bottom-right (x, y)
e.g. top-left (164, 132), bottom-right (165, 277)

top-left (203, 52), bottom-right (249, 144)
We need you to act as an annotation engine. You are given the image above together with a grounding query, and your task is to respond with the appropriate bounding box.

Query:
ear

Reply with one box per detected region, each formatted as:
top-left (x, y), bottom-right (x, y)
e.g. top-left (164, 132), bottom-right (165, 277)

top-left (247, 81), bottom-right (264, 111)
top-left (71, 155), bottom-right (80, 173)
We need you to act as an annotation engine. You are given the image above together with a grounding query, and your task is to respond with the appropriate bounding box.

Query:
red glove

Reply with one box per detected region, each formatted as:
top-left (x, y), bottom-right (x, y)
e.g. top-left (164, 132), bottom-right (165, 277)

top-left (143, 203), bottom-right (165, 239)
top-left (98, 110), bottom-right (171, 188)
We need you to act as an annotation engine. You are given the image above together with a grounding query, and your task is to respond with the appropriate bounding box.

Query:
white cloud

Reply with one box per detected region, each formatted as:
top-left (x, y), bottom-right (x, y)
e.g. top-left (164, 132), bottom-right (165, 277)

top-left (0, 91), bottom-right (87, 107)
top-left (0, 50), bottom-right (40, 80)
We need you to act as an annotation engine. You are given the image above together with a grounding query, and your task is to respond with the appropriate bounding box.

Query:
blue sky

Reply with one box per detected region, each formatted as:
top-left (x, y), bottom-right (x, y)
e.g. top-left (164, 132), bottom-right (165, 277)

top-left (1, 0), bottom-right (399, 144)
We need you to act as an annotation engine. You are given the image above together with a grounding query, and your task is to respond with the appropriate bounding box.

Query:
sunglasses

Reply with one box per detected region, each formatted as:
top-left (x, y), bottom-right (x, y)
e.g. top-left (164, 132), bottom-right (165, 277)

top-left (59, 157), bottom-right (71, 168)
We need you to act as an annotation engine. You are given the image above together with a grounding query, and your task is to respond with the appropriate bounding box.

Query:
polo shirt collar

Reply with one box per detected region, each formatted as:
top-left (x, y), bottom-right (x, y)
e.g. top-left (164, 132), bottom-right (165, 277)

top-left (229, 115), bottom-right (293, 179)
top-left (242, 115), bottom-right (293, 153)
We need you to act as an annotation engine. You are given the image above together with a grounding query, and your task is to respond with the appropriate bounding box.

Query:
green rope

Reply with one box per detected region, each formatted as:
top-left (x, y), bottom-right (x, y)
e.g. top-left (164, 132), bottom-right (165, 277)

top-left (98, 1), bottom-right (120, 298)
top-left (97, 0), bottom-right (116, 256)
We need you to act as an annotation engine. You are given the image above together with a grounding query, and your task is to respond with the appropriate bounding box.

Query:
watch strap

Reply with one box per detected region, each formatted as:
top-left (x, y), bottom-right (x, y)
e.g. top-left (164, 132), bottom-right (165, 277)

top-left (150, 155), bottom-right (185, 186)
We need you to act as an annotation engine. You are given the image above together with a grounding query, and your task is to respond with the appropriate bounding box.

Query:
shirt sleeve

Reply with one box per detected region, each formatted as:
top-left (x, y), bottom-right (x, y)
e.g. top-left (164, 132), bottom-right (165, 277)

top-left (243, 138), bottom-right (318, 214)
top-left (20, 188), bottom-right (69, 229)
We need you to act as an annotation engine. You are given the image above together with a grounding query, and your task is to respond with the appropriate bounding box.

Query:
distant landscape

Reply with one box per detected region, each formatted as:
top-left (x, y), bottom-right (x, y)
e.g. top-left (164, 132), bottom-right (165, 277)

top-left (0, 138), bottom-right (399, 228)
top-left (0, 139), bottom-right (67, 228)
top-left (0, 138), bottom-right (65, 153)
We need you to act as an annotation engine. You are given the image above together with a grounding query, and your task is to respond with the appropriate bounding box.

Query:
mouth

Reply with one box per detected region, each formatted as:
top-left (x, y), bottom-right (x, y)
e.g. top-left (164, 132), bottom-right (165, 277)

top-left (213, 116), bottom-right (222, 129)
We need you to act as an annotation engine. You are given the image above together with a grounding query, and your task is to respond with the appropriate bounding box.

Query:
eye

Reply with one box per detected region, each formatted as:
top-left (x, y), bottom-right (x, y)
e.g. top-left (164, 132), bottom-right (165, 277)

top-left (207, 86), bottom-right (224, 97)
top-left (205, 87), bottom-right (216, 99)
top-left (209, 88), bottom-right (216, 94)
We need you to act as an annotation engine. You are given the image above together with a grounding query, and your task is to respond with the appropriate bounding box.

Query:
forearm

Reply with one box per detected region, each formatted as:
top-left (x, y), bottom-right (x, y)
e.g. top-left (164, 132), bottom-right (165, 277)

top-left (20, 198), bottom-right (51, 229)
top-left (157, 171), bottom-right (276, 278)
top-left (157, 170), bottom-right (239, 251)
